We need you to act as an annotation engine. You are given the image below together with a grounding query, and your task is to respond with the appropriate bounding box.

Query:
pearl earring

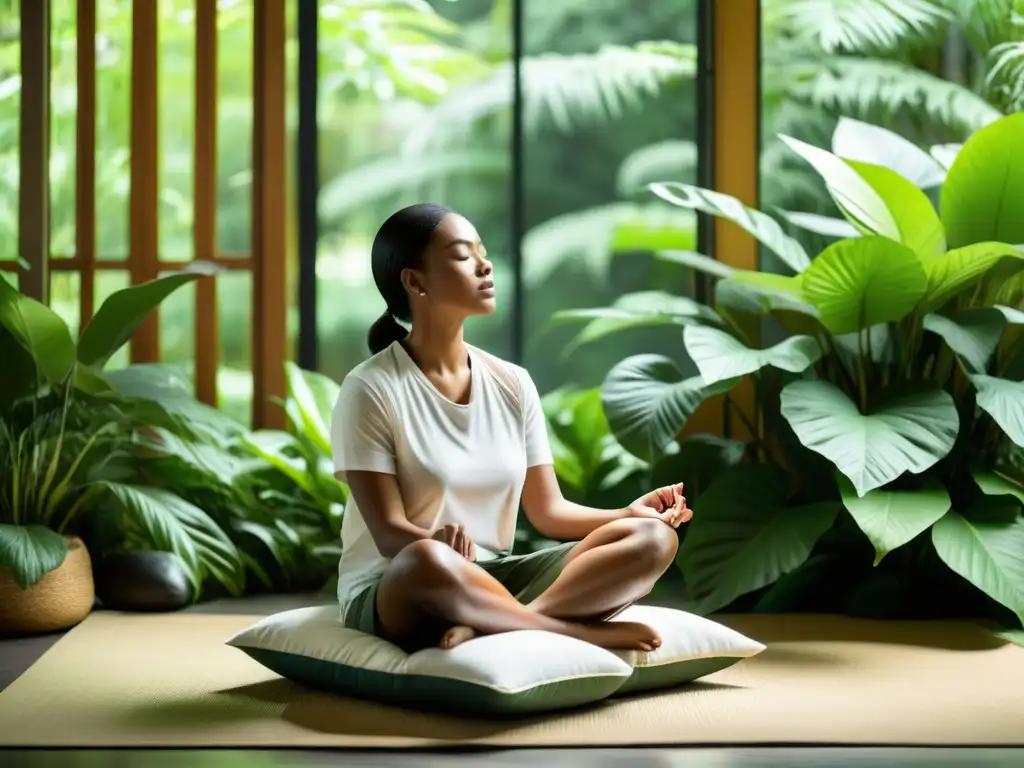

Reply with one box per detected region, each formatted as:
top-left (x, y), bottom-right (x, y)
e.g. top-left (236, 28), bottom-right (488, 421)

top-left (419, 290), bottom-right (426, 296)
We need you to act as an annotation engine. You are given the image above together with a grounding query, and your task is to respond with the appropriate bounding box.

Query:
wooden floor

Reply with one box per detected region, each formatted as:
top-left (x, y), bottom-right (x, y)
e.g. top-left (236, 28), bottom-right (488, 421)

top-left (2, 593), bottom-right (1022, 767)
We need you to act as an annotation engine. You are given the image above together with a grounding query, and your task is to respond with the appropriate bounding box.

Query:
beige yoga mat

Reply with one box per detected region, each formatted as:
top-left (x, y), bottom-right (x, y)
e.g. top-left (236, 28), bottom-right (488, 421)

top-left (0, 609), bottom-right (1022, 748)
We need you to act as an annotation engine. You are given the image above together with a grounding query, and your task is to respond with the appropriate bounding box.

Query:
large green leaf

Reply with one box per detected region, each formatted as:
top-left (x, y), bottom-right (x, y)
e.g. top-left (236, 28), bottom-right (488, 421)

top-left (832, 117), bottom-right (947, 189)
top-left (923, 306), bottom-right (1024, 374)
top-left (677, 465), bottom-right (840, 615)
top-left (778, 210), bottom-right (860, 239)
top-left (649, 182), bottom-right (811, 273)
top-left (972, 375), bottom-right (1024, 447)
top-left (284, 362), bottom-right (339, 455)
top-left (683, 325), bottom-right (821, 386)
top-left (973, 470), bottom-right (1024, 506)
top-left (600, 354), bottom-right (734, 463)
top-left (0, 281), bottom-right (76, 384)
top-left (135, 427), bottom-right (264, 485)
top-left (837, 475), bottom-right (951, 566)
top-left (0, 327), bottom-right (38, 407)
top-left (917, 242), bottom-right (1024, 313)
top-left (655, 249), bottom-right (737, 280)
top-left (0, 523), bottom-right (69, 590)
top-left (78, 269), bottom-right (214, 369)
top-left (940, 112), bottom-right (1024, 249)
top-left (932, 505), bottom-right (1024, 625)
top-left (554, 291), bottom-right (721, 358)
top-left (846, 160), bottom-right (945, 258)
top-left (780, 380), bottom-right (960, 496)
top-left (799, 236), bottom-right (927, 335)
top-left (100, 482), bottom-right (245, 598)
top-left (779, 134), bottom-right (898, 239)
top-left (242, 430), bottom-right (319, 496)
top-left (103, 364), bottom-right (246, 440)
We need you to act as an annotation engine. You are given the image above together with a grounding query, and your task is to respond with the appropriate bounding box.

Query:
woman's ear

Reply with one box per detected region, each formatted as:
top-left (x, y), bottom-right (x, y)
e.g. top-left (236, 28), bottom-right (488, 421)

top-left (400, 268), bottom-right (427, 297)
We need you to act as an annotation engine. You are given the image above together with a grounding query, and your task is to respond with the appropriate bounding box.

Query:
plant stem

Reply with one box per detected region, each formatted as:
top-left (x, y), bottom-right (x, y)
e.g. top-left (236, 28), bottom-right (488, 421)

top-left (725, 395), bottom-right (760, 452)
top-left (856, 329), bottom-right (869, 412)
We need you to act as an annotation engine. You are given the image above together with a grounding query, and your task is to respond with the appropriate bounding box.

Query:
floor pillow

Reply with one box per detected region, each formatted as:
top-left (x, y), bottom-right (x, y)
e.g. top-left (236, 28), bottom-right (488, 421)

top-left (226, 605), bottom-right (633, 716)
top-left (609, 604), bottom-right (766, 695)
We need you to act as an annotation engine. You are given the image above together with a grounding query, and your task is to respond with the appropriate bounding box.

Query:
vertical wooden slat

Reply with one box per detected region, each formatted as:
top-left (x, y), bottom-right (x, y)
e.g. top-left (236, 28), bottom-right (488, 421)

top-left (684, 0), bottom-right (760, 441)
top-left (77, 0), bottom-right (97, 329)
top-left (194, 0), bottom-right (219, 406)
top-left (18, 0), bottom-right (50, 302)
top-left (129, 0), bottom-right (160, 362)
top-left (713, 0), bottom-right (760, 443)
top-left (251, 0), bottom-right (288, 429)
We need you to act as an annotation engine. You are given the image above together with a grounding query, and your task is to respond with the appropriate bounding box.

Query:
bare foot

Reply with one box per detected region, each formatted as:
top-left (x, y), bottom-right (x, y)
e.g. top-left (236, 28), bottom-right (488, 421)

top-left (575, 621), bottom-right (662, 652)
top-left (439, 625), bottom-right (477, 650)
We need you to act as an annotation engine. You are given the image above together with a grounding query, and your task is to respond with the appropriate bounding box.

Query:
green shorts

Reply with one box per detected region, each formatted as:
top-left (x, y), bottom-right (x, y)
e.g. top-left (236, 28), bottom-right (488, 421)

top-left (342, 541), bottom-right (578, 639)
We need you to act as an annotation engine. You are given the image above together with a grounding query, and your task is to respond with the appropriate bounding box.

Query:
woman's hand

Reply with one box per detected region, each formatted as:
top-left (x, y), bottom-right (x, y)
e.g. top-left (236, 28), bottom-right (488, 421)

top-left (626, 483), bottom-right (691, 528)
top-left (432, 523), bottom-right (477, 561)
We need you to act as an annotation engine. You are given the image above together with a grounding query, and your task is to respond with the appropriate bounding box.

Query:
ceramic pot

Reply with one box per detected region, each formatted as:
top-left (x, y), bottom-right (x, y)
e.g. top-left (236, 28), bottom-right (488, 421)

top-left (0, 535), bottom-right (95, 635)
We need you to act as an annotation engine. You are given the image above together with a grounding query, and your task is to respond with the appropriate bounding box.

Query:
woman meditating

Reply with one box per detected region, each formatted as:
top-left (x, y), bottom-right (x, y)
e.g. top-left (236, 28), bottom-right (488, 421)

top-left (331, 203), bottom-right (692, 653)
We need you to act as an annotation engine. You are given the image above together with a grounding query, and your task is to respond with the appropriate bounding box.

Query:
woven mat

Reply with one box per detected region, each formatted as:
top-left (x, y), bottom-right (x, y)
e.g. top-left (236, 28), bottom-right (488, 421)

top-left (0, 610), bottom-right (1021, 748)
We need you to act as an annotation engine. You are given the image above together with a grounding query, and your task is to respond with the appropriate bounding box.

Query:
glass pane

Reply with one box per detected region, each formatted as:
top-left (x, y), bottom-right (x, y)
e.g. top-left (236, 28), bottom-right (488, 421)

top-left (49, 0), bottom-right (77, 258)
top-left (158, 0), bottom-right (197, 261)
top-left (49, 271), bottom-right (81, 339)
top-left (521, 0), bottom-right (701, 395)
top-left (0, 0), bottom-right (19, 261)
top-left (96, 0), bottom-right (132, 260)
top-left (315, 0), bottom-right (513, 382)
top-left (95, 270), bottom-right (131, 368)
top-left (159, 273), bottom-right (196, 375)
top-left (217, 0), bottom-right (253, 256)
top-left (218, 269), bottom-right (252, 427)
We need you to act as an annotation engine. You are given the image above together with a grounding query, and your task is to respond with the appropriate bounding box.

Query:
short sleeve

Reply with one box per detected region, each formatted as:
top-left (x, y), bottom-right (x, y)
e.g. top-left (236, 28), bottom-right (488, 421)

top-left (516, 367), bottom-right (554, 468)
top-left (331, 374), bottom-right (396, 479)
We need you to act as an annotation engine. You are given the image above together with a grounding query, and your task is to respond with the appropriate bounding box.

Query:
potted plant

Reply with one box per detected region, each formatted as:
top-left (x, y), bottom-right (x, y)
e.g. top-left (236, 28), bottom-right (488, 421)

top-left (0, 267), bottom-right (213, 633)
top-left (560, 113), bottom-right (1024, 636)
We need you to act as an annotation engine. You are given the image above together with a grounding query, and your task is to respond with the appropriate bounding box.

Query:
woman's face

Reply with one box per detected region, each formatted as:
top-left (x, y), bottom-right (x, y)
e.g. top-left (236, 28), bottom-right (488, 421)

top-left (404, 213), bottom-right (496, 318)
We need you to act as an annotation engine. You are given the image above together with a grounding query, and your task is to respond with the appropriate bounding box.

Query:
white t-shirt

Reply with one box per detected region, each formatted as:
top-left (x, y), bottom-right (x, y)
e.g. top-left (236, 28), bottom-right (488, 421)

top-left (330, 340), bottom-right (554, 616)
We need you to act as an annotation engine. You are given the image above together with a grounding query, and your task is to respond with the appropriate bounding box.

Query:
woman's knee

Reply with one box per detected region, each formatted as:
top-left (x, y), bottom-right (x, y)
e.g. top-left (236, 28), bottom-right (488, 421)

top-left (390, 538), bottom-right (464, 589)
top-left (624, 517), bottom-right (679, 567)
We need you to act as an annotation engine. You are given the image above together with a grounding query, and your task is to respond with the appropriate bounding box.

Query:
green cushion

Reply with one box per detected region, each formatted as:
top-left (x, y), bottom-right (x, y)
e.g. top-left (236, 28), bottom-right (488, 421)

top-left (226, 606), bottom-right (633, 716)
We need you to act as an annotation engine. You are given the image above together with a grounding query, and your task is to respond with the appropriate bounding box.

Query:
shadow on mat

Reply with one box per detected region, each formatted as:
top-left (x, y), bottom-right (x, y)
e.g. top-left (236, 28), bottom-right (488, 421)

top-left (118, 679), bottom-right (741, 738)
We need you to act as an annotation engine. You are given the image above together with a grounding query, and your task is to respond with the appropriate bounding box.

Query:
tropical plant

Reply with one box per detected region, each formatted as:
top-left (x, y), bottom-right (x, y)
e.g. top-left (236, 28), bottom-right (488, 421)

top-left (577, 112), bottom-right (1024, 631)
top-left (99, 361), bottom-right (348, 597)
top-left (0, 267), bottom-right (220, 590)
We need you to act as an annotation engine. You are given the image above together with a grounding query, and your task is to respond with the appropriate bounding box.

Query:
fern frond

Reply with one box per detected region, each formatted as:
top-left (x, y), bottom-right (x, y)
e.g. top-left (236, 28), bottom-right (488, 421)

top-left (766, 0), bottom-right (953, 53)
top-left (616, 140), bottom-right (697, 196)
top-left (403, 42), bottom-right (696, 153)
top-left (987, 40), bottom-right (1024, 108)
top-left (522, 202), bottom-right (696, 286)
top-left (787, 56), bottom-right (1003, 132)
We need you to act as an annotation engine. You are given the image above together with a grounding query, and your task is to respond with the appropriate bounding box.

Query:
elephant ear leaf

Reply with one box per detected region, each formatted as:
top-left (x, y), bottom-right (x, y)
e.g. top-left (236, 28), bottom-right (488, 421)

top-left (600, 354), bottom-right (735, 463)
top-left (650, 182), bottom-right (811, 274)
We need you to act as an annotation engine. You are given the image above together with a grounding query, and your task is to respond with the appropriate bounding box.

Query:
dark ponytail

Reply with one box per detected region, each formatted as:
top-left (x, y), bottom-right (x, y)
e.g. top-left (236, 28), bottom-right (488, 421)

top-left (366, 202), bottom-right (454, 355)
top-left (367, 311), bottom-right (409, 356)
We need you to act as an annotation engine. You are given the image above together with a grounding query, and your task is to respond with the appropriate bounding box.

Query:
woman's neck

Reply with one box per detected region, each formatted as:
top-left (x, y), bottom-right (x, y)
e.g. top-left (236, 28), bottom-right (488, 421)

top-left (405, 316), bottom-right (468, 373)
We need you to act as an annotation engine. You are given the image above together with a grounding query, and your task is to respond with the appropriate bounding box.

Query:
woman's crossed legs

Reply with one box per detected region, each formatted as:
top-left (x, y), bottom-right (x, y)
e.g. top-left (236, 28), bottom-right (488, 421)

top-left (372, 517), bottom-right (679, 651)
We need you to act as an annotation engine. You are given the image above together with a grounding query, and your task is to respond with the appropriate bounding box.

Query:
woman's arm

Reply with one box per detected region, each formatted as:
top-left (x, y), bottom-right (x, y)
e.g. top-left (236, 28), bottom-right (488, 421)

top-left (521, 465), bottom-right (630, 540)
top-left (522, 465), bottom-right (690, 540)
top-left (340, 470), bottom-right (434, 559)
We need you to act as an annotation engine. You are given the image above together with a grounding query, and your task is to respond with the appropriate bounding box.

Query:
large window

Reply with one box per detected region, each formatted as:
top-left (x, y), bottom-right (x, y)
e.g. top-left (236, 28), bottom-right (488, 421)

top-left (759, 0), bottom-right (1022, 269)
top-left (313, 0), bottom-right (702, 397)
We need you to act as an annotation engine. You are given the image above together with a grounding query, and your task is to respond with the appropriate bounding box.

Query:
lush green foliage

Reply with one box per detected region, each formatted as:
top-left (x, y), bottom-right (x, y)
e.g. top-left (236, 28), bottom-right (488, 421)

top-left (0, 272), bottom-right (345, 596)
top-left (583, 113), bottom-right (1024, 628)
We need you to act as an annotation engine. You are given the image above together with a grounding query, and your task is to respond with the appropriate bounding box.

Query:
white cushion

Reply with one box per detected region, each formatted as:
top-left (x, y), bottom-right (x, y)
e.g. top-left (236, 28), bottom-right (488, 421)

top-left (610, 604), bottom-right (766, 694)
top-left (226, 605), bottom-right (633, 715)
